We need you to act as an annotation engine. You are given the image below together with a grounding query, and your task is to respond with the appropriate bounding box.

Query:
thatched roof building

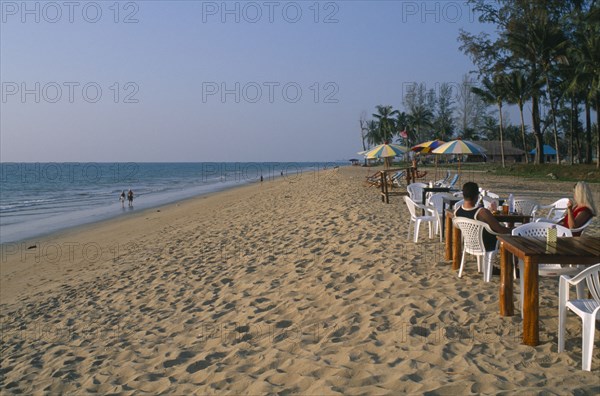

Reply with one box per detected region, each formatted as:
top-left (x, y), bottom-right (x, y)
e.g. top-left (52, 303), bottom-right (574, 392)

top-left (473, 140), bottom-right (527, 163)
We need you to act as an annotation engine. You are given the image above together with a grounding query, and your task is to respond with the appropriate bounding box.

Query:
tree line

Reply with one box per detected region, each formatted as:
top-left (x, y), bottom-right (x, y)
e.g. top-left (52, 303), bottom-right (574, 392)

top-left (361, 0), bottom-right (599, 168)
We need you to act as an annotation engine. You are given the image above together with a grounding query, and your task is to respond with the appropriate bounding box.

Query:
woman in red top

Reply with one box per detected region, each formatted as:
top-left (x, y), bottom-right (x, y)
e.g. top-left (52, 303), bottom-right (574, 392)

top-left (562, 181), bottom-right (596, 236)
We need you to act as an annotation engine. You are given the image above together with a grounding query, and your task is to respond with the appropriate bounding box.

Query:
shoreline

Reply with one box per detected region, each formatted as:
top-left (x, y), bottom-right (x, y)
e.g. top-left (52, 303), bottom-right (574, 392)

top-left (1, 162), bottom-right (339, 244)
top-left (0, 178), bottom-right (264, 246)
top-left (0, 174), bottom-right (288, 306)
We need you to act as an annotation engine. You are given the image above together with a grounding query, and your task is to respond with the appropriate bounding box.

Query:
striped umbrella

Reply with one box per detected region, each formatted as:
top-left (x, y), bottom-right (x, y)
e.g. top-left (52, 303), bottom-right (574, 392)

top-left (431, 139), bottom-right (486, 173)
top-left (364, 143), bottom-right (409, 168)
top-left (411, 139), bottom-right (446, 153)
top-left (412, 139), bottom-right (446, 179)
top-left (365, 143), bottom-right (409, 159)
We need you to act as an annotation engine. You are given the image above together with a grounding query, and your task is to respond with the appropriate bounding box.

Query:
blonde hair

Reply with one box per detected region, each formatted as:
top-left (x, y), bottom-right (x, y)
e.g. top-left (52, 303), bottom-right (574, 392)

top-left (574, 181), bottom-right (597, 216)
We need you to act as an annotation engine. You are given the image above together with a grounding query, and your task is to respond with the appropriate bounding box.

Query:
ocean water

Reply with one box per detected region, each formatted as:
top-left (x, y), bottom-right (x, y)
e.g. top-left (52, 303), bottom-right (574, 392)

top-left (0, 162), bottom-right (340, 243)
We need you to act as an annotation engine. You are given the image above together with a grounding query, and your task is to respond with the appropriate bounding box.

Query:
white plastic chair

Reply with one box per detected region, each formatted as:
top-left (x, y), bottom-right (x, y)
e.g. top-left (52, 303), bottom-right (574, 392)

top-left (427, 193), bottom-right (455, 242)
top-left (513, 199), bottom-right (539, 216)
top-left (481, 196), bottom-right (499, 211)
top-left (404, 196), bottom-right (437, 243)
top-left (569, 218), bottom-right (594, 236)
top-left (453, 199), bottom-right (465, 211)
top-left (453, 218), bottom-right (501, 282)
top-left (536, 217), bottom-right (594, 236)
top-left (534, 198), bottom-right (570, 221)
top-left (558, 263), bottom-right (600, 371)
top-left (486, 191), bottom-right (500, 199)
top-left (407, 182), bottom-right (428, 203)
top-left (512, 223), bottom-right (579, 316)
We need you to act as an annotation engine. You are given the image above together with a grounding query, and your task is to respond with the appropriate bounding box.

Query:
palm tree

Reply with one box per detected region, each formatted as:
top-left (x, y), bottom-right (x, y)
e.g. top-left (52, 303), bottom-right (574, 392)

top-left (507, 7), bottom-right (569, 164)
top-left (504, 70), bottom-right (532, 162)
top-left (372, 105), bottom-right (398, 144)
top-left (471, 74), bottom-right (507, 168)
top-left (359, 115), bottom-right (369, 166)
top-left (365, 120), bottom-right (381, 146)
top-left (407, 106), bottom-right (433, 144)
top-left (567, 6), bottom-right (600, 168)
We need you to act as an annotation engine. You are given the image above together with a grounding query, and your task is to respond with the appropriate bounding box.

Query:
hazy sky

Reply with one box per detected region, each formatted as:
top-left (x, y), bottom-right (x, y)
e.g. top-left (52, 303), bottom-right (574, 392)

top-left (1, 1), bottom-right (498, 162)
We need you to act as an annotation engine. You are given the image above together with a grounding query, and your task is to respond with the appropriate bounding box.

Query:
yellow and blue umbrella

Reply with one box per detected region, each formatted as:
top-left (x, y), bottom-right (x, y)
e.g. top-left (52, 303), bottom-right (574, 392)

top-left (432, 139), bottom-right (486, 173)
top-left (431, 139), bottom-right (486, 155)
top-left (364, 143), bottom-right (409, 159)
top-left (364, 143), bottom-right (409, 168)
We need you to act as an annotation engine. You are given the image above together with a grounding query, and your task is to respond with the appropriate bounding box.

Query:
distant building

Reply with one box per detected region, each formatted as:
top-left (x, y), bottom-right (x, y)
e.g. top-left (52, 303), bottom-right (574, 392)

top-left (529, 145), bottom-right (557, 163)
top-left (349, 158), bottom-right (360, 166)
top-left (472, 140), bottom-right (527, 163)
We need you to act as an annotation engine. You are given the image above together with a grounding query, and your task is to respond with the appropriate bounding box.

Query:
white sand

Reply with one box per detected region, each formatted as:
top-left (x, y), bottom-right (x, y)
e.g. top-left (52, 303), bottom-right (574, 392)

top-left (1, 167), bottom-right (599, 394)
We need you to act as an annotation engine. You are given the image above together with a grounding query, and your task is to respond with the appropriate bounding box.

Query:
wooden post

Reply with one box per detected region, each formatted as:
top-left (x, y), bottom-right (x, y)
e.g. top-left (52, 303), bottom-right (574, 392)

top-left (452, 224), bottom-right (461, 270)
top-left (522, 256), bottom-right (539, 346)
top-left (405, 167), bottom-right (412, 185)
top-left (380, 171), bottom-right (385, 202)
top-left (445, 210), bottom-right (453, 261)
top-left (499, 242), bottom-right (514, 317)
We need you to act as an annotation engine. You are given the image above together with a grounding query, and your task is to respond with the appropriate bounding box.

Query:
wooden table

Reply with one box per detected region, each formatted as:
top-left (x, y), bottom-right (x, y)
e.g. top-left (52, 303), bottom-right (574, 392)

top-left (445, 211), bottom-right (532, 266)
top-left (421, 187), bottom-right (452, 205)
top-left (497, 236), bottom-right (600, 346)
top-left (493, 213), bottom-right (532, 227)
top-left (441, 196), bottom-right (461, 240)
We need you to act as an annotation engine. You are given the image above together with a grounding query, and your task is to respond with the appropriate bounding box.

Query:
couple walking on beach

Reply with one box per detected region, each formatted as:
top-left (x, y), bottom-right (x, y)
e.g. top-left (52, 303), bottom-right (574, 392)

top-left (119, 189), bottom-right (134, 208)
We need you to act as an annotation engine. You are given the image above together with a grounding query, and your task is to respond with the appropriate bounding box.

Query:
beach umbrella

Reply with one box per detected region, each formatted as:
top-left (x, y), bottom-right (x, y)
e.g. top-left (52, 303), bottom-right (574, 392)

top-left (411, 139), bottom-right (446, 154)
top-left (364, 143), bottom-right (409, 159)
top-left (412, 139), bottom-right (446, 180)
top-left (431, 138), bottom-right (486, 174)
top-left (364, 143), bottom-right (409, 168)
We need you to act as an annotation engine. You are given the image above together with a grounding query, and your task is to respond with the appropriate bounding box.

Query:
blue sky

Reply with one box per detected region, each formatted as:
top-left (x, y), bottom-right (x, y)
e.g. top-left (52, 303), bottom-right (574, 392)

top-left (1, 1), bottom-right (498, 162)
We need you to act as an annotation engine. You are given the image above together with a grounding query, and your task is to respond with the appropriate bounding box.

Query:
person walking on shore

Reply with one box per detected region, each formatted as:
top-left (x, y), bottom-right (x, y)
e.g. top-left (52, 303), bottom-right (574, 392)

top-left (127, 189), bottom-right (134, 207)
top-left (119, 190), bottom-right (126, 208)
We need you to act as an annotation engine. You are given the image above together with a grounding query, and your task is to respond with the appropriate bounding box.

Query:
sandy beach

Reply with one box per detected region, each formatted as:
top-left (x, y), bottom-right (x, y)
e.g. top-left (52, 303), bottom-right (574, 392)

top-left (1, 166), bottom-right (599, 394)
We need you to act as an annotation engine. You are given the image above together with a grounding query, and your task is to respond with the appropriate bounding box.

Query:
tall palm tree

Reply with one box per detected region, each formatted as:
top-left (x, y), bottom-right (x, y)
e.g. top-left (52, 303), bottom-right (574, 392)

top-left (567, 6), bottom-right (600, 168)
top-left (407, 106), bottom-right (433, 144)
top-left (472, 74), bottom-right (507, 168)
top-left (372, 105), bottom-right (398, 144)
top-left (507, 7), bottom-right (569, 164)
top-left (365, 120), bottom-right (381, 146)
top-left (359, 116), bottom-right (369, 166)
top-left (504, 70), bottom-right (532, 162)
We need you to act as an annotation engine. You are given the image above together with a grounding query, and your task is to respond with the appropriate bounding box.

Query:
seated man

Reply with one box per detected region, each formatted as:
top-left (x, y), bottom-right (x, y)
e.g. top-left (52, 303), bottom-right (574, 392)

top-left (455, 182), bottom-right (511, 251)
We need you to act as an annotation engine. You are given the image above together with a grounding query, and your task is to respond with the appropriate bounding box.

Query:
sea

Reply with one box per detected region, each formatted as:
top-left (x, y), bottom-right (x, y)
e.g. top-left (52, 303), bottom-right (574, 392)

top-left (0, 162), bottom-right (341, 243)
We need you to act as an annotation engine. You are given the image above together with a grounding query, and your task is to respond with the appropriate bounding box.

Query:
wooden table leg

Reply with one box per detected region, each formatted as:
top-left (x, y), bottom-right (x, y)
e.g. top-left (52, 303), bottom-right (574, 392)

top-left (499, 242), bottom-right (514, 316)
top-left (380, 172), bottom-right (386, 203)
top-left (522, 256), bottom-right (539, 346)
top-left (445, 211), bottom-right (453, 261)
top-left (452, 224), bottom-right (461, 270)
